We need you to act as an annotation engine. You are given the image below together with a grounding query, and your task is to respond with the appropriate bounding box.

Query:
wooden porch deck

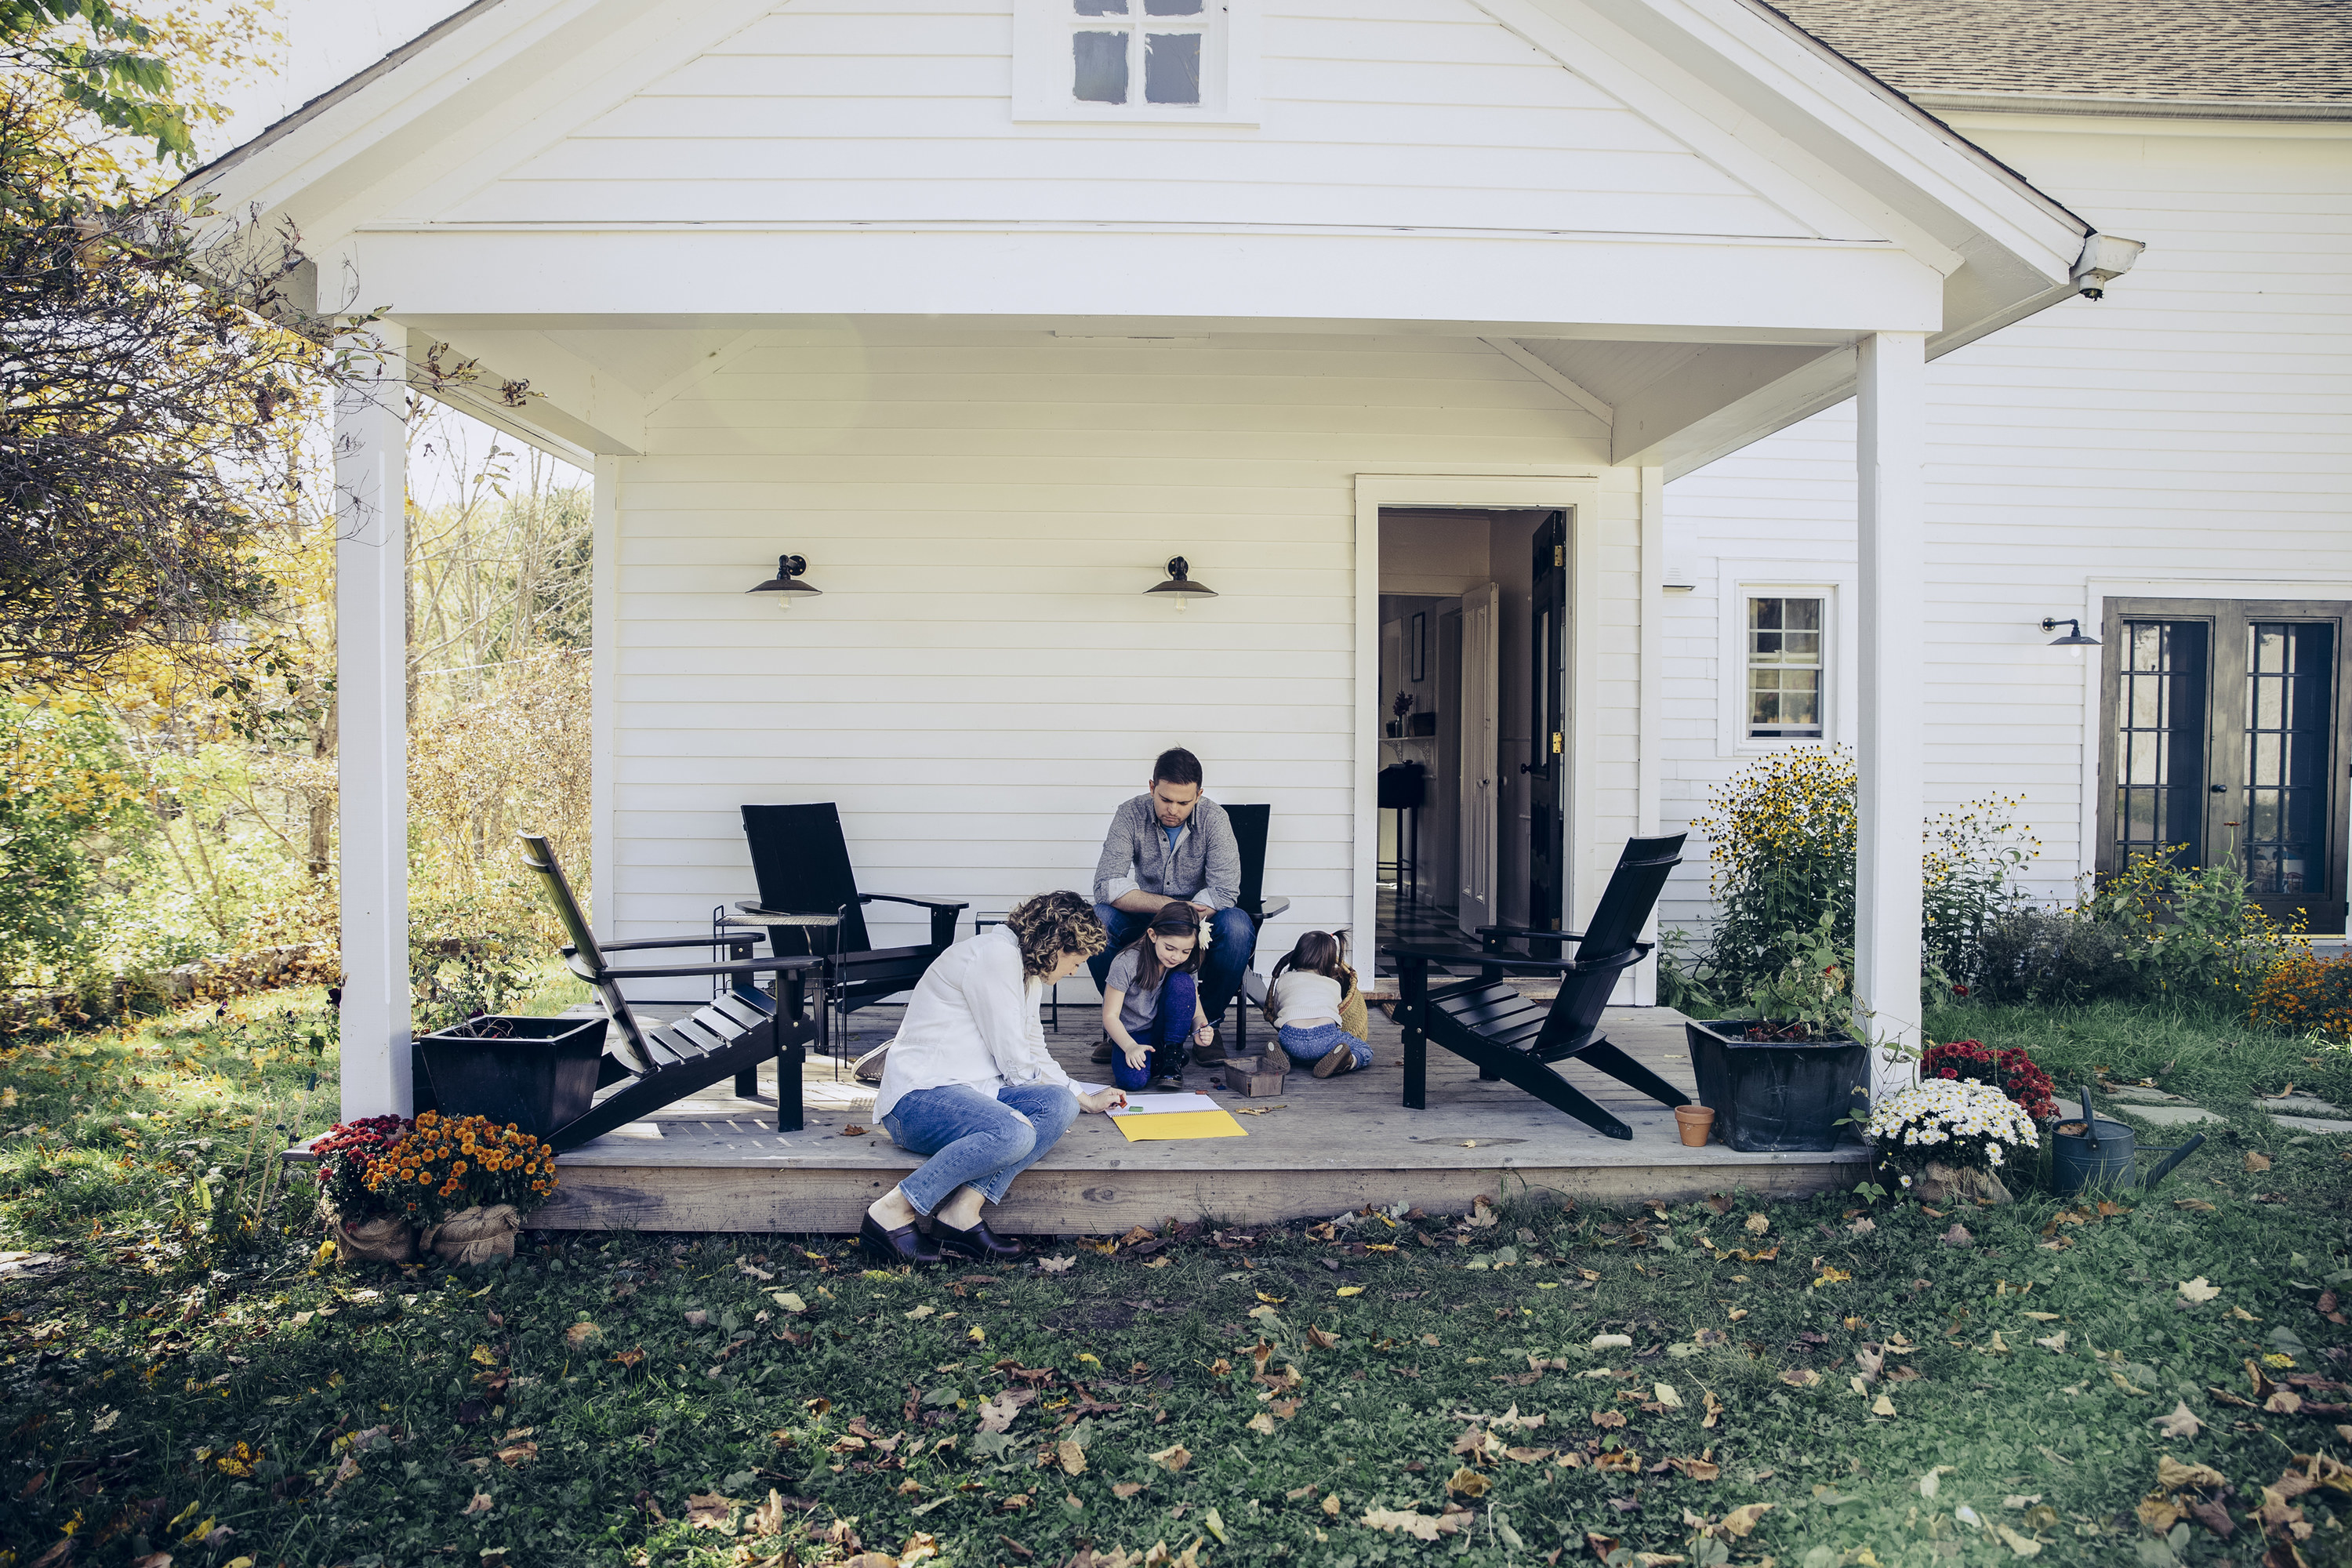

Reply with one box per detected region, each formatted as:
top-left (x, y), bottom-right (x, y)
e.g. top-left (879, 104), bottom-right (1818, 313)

top-left (530, 1000), bottom-right (1867, 1235)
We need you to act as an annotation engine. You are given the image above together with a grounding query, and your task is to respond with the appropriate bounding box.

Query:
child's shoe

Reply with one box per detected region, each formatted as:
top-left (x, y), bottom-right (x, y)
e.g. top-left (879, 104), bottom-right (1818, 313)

top-left (1313, 1046), bottom-right (1359, 1079)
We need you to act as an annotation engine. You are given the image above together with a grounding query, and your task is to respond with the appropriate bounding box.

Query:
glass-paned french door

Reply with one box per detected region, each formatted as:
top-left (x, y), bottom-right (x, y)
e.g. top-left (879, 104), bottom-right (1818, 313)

top-left (2100, 599), bottom-right (2352, 929)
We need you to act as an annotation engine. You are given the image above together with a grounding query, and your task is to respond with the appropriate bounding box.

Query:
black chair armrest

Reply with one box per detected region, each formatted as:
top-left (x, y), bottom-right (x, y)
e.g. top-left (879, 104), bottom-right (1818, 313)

top-left (1250, 895), bottom-right (1292, 921)
top-left (862, 894), bottom-right (970, 913)
top-left (1476, 924), bottom-right (1585, 944)
top-left (590, 956), bottom-right (828, 982)
top-left (1385, 942), bottom-right (1484, 966)
top-left (593, 934), bottom-right (762, 953)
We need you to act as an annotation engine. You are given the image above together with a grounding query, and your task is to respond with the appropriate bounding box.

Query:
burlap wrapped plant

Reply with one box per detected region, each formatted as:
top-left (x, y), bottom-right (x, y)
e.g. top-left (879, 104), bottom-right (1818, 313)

top-left (310, 1115), bottom-right (417, 1265)
top-left (364, 1111), bottom-right (559, 1264)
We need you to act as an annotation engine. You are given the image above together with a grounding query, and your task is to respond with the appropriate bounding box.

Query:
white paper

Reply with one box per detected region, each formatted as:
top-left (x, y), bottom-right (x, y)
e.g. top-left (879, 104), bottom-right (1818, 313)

top-left (1108, 1091), bottom-right (1223, 1117)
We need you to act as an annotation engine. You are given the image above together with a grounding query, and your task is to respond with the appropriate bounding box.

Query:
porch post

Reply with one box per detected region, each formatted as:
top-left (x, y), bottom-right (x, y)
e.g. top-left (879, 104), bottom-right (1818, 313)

top-left (335, 325), bottom-right (412, 1120)
top-left (1854, 331), bottom-right (1926, 1101)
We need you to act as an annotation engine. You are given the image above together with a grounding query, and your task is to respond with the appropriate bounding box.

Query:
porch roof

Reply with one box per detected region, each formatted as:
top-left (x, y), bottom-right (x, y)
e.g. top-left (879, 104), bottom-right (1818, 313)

top-left (191, 0), bottom-right (2133, 477)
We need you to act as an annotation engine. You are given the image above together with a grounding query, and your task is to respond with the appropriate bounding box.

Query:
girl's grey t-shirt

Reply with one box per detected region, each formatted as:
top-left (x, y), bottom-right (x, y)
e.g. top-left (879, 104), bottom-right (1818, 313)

top-left (1104, 946), bottom-right (1167, 1036)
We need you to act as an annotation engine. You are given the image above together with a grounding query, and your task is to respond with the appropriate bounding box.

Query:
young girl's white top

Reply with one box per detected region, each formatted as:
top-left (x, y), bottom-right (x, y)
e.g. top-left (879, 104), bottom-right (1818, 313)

top-left (1267, 970), bottom-right (1344, 1029)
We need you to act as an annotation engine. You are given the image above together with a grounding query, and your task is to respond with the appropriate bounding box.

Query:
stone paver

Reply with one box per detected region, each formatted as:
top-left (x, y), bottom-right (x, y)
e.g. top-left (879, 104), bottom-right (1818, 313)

top-left (2114, 1103), bottom-right (2223, 1127)
top-left (2269, 1114), bottom-right (2352, 1135)
top-left (2104, 1085), bottom-right (2189, 1104)
top-left (2256, 1094), bottom-right (2344, 1116)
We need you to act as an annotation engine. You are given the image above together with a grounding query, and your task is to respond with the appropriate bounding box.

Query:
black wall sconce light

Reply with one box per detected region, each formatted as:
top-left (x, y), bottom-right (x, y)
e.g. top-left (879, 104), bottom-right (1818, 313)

top-left (748, 554), bottom-right (822, 609)
top-left (1145, 556), bottom-right (1218, 610)
top-left (2039, 616), bottom-right (2099, 647)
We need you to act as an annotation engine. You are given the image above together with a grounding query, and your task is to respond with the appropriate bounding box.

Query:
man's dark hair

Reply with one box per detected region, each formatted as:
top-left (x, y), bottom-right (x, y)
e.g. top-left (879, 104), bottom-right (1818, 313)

top-left (1152, 747), bottom-right (1203, 789)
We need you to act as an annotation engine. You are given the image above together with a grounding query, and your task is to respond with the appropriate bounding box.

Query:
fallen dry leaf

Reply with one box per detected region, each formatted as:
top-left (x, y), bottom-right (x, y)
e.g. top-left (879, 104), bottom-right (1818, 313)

top-left (1361, 1507), bottom-right (1471, 1541)
top-left (1245, 1414), bottom-right (1276, 1436)
top-left (2157, 1455), bottom-right (2227, 1491)
top-left (1591, 1409), bottom-right (1628, 1429)
top-left (1445, 1467), bottom-right (1490, 1497)
top-left (494, 1441), bottom-right (538, 1468)
top-left (1744, 1214), bottom-right (1769, 1235)
top-left (2244, 1151), bottom-right (2271, 1173)
top-left (2177, 1277), bottom-right (2222, 1304)
top-left (1871, 1394), bottom-right (1897, 1417)
top-left (2034, 1331), bottom-right (2069, 1353)
top-left (1719, 1502), bottom-right (1775, 1537)
top-left (977, 1390), bottom-right (1034, 1434)
top-left (1149, 1444), bottom-right (1192, 1473)
top-left (906, 1305), bottom-right (936, 1320)
top-left (685, 1492), bottom-right (736, 1530)
top-left (1114, 1482), bottom-right (1145, 1500)
top-left (1993, 1523), bottom-right (2042, 1559)
top-left (841, 1125), bottom-right (868, 1137)
top-left (1037, 1257), bottom-right (1076, 1274)
top-left (1942, 1223), bottom-right (1974, 1247)
top-left (564, 1322), bottom-right (600, 1349)
top-left (1668, 1456), bottom-right (1720, 1480)
top-left (1779, 1369), bottom-right (1821, 1389)
top-left (1335, 1286), bottom-right (1363, 1298)
top-left (1504, 1446), bottom-right (1554, 1464)
top-left (1306, 1326), bottom-right (1339, 1350)
top-left (463, 1492), bottom-right (494, 1516)
top-left (2154, 1401), bottom-right (2204, 1439)
top-left (1058, 1439), bottom-right (1087, 1476)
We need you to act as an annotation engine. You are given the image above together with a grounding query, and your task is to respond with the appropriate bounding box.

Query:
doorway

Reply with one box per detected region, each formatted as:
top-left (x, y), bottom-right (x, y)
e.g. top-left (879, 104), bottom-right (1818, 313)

top-left (2099, 598), bottom-right (2352, 930)
top-left (1374, 506), bottom-right (1562, 970)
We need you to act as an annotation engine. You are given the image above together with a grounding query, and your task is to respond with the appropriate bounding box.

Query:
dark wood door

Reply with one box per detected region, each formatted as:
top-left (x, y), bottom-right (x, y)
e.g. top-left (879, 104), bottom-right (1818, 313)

top-left (2101, 599), bottom-right (2351, 929)
top-left (1527, 511), bottom-right (1569, 931)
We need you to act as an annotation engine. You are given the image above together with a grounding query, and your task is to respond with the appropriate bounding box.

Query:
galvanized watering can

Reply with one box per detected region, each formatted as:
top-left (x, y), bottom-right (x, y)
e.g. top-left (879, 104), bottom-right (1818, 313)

top-left (2049, 1081), bottom-right (2205, 1196)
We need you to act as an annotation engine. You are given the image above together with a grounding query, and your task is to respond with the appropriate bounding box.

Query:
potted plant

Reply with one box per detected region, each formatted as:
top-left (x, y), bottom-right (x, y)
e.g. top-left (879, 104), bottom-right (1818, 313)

top-left (361, 1110), bottom-right (561, 1265)
top-left (1864, 1077), bottom-right (2040, 1204)
top-left (1683, 913), bottom-right (1869, 1152)
top-left (1917, 1039), bottom-right (2056, 1121)
top-left (310, 1115), bottom-right (418, 1265)
top-left (414, 1011), bottom-right (608, 1140)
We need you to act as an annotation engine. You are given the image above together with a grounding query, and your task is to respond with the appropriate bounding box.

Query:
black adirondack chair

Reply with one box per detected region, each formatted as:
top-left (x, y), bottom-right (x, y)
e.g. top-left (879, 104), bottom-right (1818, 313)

top-left (1387, 833), bottom-right (1690, 1139)
top-left (517, 833), bottom-right (822, 1149)
top-left (1221, 802), bottom-right (1292, 1053)
top-left (739, 803), bottom-right (967, 1053)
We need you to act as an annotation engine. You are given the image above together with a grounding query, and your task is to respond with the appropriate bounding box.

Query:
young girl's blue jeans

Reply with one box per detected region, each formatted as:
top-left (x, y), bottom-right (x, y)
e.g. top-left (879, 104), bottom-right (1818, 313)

top-left (1111, 971), bottom-right (1197, 1091)
top-left (1279, 1022), bottom-right (1372, 1071)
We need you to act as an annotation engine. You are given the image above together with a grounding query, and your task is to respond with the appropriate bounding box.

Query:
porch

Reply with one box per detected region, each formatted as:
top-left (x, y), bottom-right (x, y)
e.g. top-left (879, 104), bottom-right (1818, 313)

top-left (529, 999), bottom-right (1867, 1236)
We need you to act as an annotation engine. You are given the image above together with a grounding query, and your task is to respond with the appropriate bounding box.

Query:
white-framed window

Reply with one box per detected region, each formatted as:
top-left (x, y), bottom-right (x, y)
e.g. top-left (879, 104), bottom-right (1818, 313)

top-left (1745, 594), bottom-right (1824, 739)
top-left (1012, 0), bottom-right (1259, 124)
top-left (1710, 566), bottom-right (1852, 756)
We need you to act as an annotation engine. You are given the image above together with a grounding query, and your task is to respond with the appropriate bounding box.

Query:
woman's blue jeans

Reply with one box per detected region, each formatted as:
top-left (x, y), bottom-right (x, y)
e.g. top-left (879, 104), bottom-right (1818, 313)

top-left (1110, 971), bottom-right (1197, 1091)
top-left (881, 1082), bottom-right (1080, 1217)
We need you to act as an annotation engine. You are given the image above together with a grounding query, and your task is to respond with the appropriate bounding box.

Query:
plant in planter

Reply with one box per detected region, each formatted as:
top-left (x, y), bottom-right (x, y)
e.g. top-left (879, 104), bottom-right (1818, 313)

top-left (1918, 1038), bottom-right (2056, 1121)
top-left (310, 1115), bottom-right (417, 1265)
top-left (1683, 913), bottom-right (1870, 1152)
top-left (363, 1110), bottom-right (559, 1265)
top-left (1864, 1077), bottom-right (2040, 1204)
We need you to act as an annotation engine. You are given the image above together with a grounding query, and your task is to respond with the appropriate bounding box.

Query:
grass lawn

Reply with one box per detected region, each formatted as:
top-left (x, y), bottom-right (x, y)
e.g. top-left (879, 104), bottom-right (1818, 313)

top-left (2, 990), bottom-right (2348, 1568)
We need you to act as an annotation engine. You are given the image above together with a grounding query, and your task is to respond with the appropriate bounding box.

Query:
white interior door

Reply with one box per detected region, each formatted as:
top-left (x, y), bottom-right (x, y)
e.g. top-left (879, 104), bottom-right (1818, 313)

top-left (1458, 583), bottom-right (1500, 935)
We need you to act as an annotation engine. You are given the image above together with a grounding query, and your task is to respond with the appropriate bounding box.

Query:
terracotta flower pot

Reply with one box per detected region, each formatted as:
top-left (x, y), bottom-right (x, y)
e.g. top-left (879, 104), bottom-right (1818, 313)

top-left (1674, 1105), bottom-right (1716, 1147)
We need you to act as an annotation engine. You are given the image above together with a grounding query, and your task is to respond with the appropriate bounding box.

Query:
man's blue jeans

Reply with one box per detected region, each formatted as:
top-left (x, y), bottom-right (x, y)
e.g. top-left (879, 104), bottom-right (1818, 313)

top-left (1088, 902), bottom-right (1257, 1025)
top-left (880, 1082), bottom-right (1080, 1216)
top-left (1110, 971), bottom-right (1196, 1091)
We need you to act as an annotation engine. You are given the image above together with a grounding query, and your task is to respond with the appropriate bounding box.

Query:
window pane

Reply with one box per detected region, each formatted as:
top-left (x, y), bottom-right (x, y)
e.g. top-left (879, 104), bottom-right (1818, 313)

top-left (1144, 0), bottom-right (1202, 12)
top-left (1747, 596), bottom-right (1824, 736)
top-left (1749, 597), bottom-right (1784, 633)
top-left (1073, 30), bottom-right (1128, 101)
top-left (1143, 31), bottom-right (1200, 103)
top-left (2242, 621), bottom-right (2332, 897)
top-left (2111, 619), bottom-right (2207, 869)
top-left (1074, 0), bottom-right (1128, 13)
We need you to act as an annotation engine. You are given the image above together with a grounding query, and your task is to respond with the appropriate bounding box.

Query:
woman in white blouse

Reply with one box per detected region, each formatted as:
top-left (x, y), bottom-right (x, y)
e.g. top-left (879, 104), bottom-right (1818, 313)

top-left (864, 891), bottom-right (1127, 1264)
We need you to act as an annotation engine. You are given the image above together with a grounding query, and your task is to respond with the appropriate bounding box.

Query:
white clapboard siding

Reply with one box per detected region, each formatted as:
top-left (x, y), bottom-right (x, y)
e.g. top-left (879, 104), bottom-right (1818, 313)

top-left (608, 327), bottom-right (1638, 989)
top-left (1657, 118), bottom-right (2352, 935)
top-left (428, 0), bottom-right (1819, 239)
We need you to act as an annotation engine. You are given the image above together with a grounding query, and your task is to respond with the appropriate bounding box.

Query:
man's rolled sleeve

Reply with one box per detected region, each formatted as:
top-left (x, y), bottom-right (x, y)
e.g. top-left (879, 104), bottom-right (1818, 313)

top-left (1094, 804), bottom-right (1140, 906)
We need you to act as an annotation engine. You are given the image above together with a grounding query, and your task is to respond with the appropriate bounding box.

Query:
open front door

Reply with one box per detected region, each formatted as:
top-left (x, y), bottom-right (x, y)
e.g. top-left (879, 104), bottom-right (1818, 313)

top-left (1458, 583), bottom-right (1500, 935)
top-left (1527, 511), bottom-right (1569, 931)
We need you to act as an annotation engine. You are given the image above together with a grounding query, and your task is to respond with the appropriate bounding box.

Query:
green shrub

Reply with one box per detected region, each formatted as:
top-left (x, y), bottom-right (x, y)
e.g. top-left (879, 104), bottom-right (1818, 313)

top-left (0, 694), bottom-right (151, 987)
top-left (1693, 746), bottom-right (1856, 994)
top-left (1973, 904), bottom-right (2138, 1005)
top-left (2084, 849), bottom-right (2305, 1007)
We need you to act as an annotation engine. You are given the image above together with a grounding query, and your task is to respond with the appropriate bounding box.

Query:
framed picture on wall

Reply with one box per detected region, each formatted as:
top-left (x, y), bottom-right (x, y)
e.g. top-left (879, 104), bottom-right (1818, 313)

top-left (1410, 612), bottom-right (1426, 683)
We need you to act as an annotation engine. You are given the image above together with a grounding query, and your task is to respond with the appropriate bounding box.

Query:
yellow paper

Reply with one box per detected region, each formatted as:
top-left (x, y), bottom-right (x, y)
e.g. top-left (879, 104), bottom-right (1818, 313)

top-left (1115, 1109), bottom-right (1248, 1142)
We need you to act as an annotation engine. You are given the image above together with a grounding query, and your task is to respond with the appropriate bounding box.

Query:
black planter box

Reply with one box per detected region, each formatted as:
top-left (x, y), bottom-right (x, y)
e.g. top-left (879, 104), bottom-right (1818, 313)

top-left (416, 1014), bottom-right (608, 1141)
top-left (1685, 1018), bottom-right (1868, 1152)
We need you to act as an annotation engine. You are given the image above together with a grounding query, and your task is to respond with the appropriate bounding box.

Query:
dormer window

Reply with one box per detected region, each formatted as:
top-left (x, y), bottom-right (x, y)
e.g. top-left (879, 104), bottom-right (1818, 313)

top-left (1073, 0), bottom-right (1206, 106)
top-left (1014, 0), bottom-right (1259, 124)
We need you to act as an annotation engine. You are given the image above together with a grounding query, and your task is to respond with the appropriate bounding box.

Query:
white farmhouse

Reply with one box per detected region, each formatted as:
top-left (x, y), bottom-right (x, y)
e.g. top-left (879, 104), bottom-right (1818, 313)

top-left (1659, 1), bottom-right (2352, 949)
top-left (189, 0), bottom-right (2150, 1119)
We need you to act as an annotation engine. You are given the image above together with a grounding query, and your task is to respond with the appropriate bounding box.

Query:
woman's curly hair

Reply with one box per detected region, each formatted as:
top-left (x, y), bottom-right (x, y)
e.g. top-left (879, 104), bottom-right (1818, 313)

top-left (1004, 890), bottom-right (1108, 978)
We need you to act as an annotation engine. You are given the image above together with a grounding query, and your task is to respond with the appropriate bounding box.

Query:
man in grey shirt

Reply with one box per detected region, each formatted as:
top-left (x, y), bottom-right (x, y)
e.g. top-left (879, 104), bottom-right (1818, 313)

top-left (1089, 747), bottom-right (1256, 1059)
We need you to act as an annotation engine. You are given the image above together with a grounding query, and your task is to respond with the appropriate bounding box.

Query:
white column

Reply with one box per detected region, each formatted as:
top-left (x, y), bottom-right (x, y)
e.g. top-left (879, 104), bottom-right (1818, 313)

top-left (589, 455), bottom-right (619, 942)
top-left (336, 325), bottom-right (411, 1120)
top-left (1855, 331), bottom-right (1926, 1102)
top-left (1634, 466), bottom-right (1666, 1006)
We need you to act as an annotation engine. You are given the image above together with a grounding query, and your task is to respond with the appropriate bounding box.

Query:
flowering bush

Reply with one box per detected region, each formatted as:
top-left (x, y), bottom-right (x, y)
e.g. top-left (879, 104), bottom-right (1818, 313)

top-left (361, 1110), bottom-right (557, 1226)
top-left (1918, 1039), bottom-right (2056, 1121)
top-left (310, 1115), bottom-right (413, 1221)
top-left (1693, 746), bottom-right (1857, 994)
top-left (1865, 1079), bottom-right (2040, 1187)
top-left (2249, 951), bottom-right (2352, 1040)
